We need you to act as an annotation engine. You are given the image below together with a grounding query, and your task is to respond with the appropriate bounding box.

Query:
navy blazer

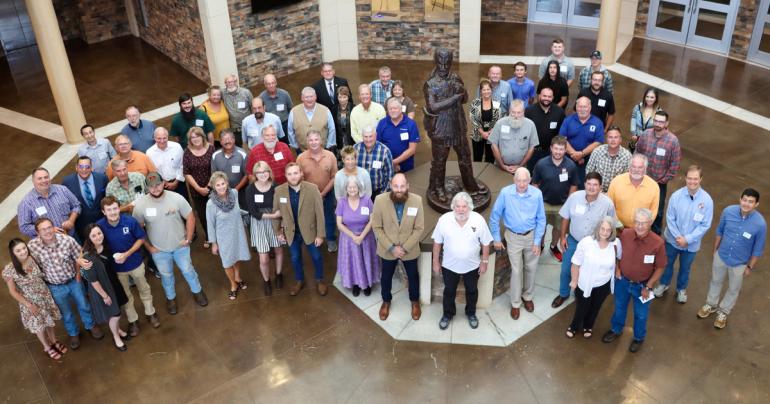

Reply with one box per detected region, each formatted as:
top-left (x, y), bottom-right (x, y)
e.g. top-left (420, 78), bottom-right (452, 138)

top-left (62, 172), bottom-right (108, 238)
top-left (312, 76), bottom-right (350, 111)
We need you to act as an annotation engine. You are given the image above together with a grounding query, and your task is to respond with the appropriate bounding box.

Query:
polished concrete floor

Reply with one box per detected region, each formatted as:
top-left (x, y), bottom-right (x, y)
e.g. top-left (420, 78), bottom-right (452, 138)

top-left (1, 26), bottom-right (770, 403)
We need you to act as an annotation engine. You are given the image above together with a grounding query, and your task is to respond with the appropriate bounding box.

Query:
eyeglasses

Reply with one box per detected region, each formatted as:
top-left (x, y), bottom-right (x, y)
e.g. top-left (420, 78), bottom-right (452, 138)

top-left (255, 171), bottom-right (268, 175)
top-left (77, 164), bottom-right (91, 169)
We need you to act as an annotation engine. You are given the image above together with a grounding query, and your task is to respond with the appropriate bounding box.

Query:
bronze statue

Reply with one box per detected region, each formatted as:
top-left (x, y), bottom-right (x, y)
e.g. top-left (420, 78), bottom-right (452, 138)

top-left (423, 48), bottom-right (489, 211)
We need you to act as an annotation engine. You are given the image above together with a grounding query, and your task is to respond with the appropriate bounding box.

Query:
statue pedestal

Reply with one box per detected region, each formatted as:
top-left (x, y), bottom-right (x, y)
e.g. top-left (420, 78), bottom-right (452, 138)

top-left (425, 175), bottom-right (492, 213)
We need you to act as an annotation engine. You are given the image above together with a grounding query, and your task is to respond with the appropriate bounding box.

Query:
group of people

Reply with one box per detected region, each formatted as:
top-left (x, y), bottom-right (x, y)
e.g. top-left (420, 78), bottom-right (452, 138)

top-left (4, 42), bottom-right (765, 361)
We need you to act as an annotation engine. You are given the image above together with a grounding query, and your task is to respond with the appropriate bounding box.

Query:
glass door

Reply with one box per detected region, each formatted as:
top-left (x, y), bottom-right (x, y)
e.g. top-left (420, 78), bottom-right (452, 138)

top-left (567, 0), bottom-right (603, 28)
top-left (529, 0), bottom-right (568, 24)
top-left (529, 0), bottom-right (600, 28)
top-left (646, 0), bottom-right (739, 54)
top-left (748, 0), bottom-right (770, 66)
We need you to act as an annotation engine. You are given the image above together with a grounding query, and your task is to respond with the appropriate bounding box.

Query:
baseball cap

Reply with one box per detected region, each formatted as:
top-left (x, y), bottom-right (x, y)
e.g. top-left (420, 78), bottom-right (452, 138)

top-left (590, 50), bottom-right (602, 59)
top-left (146, 172), bottom-right (164, 188)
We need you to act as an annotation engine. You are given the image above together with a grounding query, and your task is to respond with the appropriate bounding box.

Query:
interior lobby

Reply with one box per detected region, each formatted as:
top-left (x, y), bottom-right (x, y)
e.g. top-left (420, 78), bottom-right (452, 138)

top-left (0, 0), bottom-right (769, 402)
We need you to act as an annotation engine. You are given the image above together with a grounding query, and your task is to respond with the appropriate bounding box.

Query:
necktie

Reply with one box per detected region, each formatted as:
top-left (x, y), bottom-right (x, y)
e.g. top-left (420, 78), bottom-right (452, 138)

top-left (328, 81), bottom-right (335, 103)
top-left (83, 181), bottom-right (95, 208)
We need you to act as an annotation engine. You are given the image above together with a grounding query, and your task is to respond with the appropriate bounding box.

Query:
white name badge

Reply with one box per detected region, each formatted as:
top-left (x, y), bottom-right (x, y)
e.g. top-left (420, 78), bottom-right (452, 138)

top-left (401, 105), bottom-right (406, 113)
top-left (500, 93), bottom-right (507, 98)
top-left (98, 152), bottom-right (108, 160)
top-left (560, 65), bottom-right (567, 72)
top-left (231, 165), bottom-right (241, 174)
top-left (643, 255), bottom-right (655, 264)
top-left (361, 207), bottom-right (370, 215)
top-left (273, 152), bottom-right (284, 161)
top-left (743, 232), bottom-right (752, 239)
top-left (35, 206), bottom-right (48, 216)
top-left (549, 121), bottom-right (557, 129)
top-left (589, 125), bottom-right (596, 132)
top-left (575, 204), bottom-right (587, 215)
top-left (279, 197), bottom-right (288, 204)
top-left (254, 194), bottom-right (264, 203)
top-left (559, 173), bottom-right (568, 182)
top-left (276, 104), bottom-right (285, 111)
top-left (492, 101), bottom-right (501, 109)
top-left (248, 129), bottom-right (258, 137)
top-left (693, 213), bottom-right (704, 221)
top-left (372, 161), bottom-right (383, 169)
top-left (597, 99), bottom-right (606, 107)
top-left (237, 101), bottom-right (246, 109)
top-left (400, 132), bottom-right (409, 141)
top-left (122, 227), bottom-right (130, 235)
top-left (195, 119), bottom-right (204, 127)
top-left (146, 208), bottom-right (157, 217)
top-left (407, 207), bottom-right (418, 216)
top-left (501, 125), bottom-right (511, 134)
top-left (656, 147), bottom-right (666, 157)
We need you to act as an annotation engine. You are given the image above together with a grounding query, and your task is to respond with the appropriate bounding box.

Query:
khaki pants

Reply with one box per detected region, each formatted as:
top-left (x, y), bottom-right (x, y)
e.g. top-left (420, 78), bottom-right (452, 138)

top-left (706, 253), bottom-right (745, 315)
top-left (116, 263), bottom-right (156, 323)
top-left (504, 230), bottom-right (540, 308)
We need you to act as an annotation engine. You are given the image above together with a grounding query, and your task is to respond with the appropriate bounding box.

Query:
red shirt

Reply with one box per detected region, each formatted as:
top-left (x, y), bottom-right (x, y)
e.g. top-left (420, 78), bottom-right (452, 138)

top-left (618, 228), bottom-right (666, 282)
top-left (246, 142), bottom-right (295, 185)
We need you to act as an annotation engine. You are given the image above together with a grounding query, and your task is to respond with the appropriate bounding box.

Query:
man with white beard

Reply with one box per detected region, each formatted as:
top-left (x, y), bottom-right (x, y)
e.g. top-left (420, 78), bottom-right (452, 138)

top-left (488, 100), bottom-right (539, 175)
top-left (431, 192), bottom-right (493, 330)
top-left (245, 125), bottom-right (295, 185)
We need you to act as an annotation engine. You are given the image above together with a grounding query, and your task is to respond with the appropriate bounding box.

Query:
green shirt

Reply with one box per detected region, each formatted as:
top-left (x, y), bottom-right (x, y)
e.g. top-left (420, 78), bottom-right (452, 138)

top-left (170, 109), bottom-right (214, 149)
top-left (105, 172), bottom-right (146, 207)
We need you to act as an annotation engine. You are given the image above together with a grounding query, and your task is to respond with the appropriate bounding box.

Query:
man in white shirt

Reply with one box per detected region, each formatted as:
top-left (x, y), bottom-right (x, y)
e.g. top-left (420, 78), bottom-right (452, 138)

top-left (146, 127), bottom-right (187, 200)
top-left (241, 97), bottom-right (285, 149)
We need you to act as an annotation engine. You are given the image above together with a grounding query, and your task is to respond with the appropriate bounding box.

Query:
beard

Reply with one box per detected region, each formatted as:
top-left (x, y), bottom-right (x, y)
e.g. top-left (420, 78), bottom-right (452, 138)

top-left (254, 112), bottom-right (264, 120)
top-left (510, 118), bottom-right (523, 129)
top-left (181, 106), bottom-right (196, 121)
top-left (539, 99), bottom-right (551, 108)
top-left (263, 140), bottom-right (277, 149)
top-left (390, 190), bottom-right (408, 204)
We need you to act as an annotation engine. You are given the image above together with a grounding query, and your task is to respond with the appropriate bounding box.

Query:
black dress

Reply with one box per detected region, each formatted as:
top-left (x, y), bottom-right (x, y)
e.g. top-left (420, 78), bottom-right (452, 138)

top-left (81, 250), bottom-right (128, 324)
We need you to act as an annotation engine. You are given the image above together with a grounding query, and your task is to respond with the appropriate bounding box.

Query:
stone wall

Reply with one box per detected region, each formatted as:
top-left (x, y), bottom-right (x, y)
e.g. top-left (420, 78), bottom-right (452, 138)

top-left (634, 0), bottom-right (649, 36)
top-left (355, 0), bottom-right (459, 60)
top-left (228, 0), bottom-right (322, 87)
top-left (481, 0), bottom-right (529, 22)
top-left (730, 0), bottom-right (761, 59)
top-left (137, 0), bottom-right (209, 83)
top-left (53, 0), bottom-right (83, 41)
top-left (76, 0), bottom-right (130, 44)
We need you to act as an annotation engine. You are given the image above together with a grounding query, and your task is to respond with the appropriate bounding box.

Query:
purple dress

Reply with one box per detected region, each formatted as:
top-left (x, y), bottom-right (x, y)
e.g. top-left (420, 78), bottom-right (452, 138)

top-left (336, 197), bottom-right (380, 288)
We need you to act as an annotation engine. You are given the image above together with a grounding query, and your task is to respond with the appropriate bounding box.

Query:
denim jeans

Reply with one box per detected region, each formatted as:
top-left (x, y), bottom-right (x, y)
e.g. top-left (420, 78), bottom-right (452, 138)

top-left (558, 234), bottom-right (579, 298)
top-left (610, 275), bottom-right (651, 341)
top-left (152, 246), bottom-right (203, 300)
top-left (381, 258), bottom-right (419, 302)
top-left (323, 192), bottom-right (337, 242)
top-left (48, 278), bottom-right (95, 336)
top-left (661, 241), bottom-right (696, 291)
top-left (289, 234), bottom-right (324, 281)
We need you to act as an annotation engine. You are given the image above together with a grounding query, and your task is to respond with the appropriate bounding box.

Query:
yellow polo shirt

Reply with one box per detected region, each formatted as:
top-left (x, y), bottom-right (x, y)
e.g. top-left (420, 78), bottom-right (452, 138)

top-left (606, 173), bottom-right (660, 227)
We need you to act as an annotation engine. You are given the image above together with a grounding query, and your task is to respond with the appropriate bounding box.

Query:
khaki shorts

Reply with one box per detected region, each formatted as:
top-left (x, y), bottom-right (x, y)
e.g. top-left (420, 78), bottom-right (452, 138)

top-left (544, 202), bottom-right (563, 232)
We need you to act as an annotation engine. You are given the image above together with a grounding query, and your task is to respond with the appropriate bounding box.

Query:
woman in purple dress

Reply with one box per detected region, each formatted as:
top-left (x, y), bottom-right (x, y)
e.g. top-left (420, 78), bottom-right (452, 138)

top-left (336, 177), bottom-right (380, 296)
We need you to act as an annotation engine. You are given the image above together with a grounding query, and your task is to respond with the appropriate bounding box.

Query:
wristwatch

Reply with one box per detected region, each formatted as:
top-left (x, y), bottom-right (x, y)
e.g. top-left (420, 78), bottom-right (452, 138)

top-left (481, 260), bottom-right (489, 264)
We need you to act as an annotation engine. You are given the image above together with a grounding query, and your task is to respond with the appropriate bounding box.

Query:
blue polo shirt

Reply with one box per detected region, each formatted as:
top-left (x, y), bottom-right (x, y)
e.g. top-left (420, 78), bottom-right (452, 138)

top-left (97, 214), bottom-right (146, 272)
top-left (120, 119), bottom-right (157, 153)
top-left (558, 114), bottom-right (604, 152)
top-left (508, 77), bottom-right (536, 106)
top-left (715, 205), bottom-right (766, 267)
top-left (376, 116), bottom-right (420, 172)
top-left (532, 156), bottom-right (579, 205)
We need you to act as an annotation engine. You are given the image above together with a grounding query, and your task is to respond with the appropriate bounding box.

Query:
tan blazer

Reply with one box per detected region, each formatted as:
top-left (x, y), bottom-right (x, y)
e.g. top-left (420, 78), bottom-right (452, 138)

top-left (273, 181), bottom-right (325, 244)
top-left (370, 192), bottom-right (425, 261)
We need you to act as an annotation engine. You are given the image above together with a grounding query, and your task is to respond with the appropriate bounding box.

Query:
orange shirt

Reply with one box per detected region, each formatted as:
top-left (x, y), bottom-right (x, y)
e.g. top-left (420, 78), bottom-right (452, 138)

top-left (296, 150), bottom-right (337, 192)
top-left (106, 151), bottom-right (158, 180)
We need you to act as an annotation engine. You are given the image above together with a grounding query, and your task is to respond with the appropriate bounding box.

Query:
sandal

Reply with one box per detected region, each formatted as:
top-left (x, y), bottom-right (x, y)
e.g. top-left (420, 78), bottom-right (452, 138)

top-left (45, 346), bottom-right (62, 360)
top-left (566, 327), bottom-right (575, 339)
top-left (228, 290), bottom-right (238, 300)
top-left (203, 242), bottom-right (211, 249)
top-left (583, 329), bottom-right (593, 339)
top-left (237, 281), bottom-right (248, 290)
top-left (53, 341), bottom-right (69, 354)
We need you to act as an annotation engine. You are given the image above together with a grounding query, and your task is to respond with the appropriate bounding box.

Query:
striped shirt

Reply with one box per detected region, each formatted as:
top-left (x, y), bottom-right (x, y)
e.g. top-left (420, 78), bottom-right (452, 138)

top-left (586, 144), bottom-right (632, 192)
top-left (354, 141), bottom-right (393, 194)
top-left (17, 185), bottom-right (81, 238)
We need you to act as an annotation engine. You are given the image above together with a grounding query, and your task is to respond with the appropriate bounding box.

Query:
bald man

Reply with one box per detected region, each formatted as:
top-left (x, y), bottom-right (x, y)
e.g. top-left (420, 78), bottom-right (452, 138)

top-left (105, 135), bottom-right (157, 180)
top-left (558, 96), bottom-right (604, 188)
top-left (223, 74), bottom-right (254, 147)
top-left (120, 106), bottom-right (157, 153)
top-left (259, 73), bottom-right (293, 142)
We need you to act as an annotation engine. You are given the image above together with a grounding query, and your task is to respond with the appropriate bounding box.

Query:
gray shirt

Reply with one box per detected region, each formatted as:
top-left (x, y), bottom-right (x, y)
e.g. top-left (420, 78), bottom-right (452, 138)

top-left (488, 117), bottom-right (539, 165)
top-left (77, 138), bottom-right (116, 174)
top-left (223, 87), bottom-right (254, 130)
top-left (211, 147), bottom-right (248, 188)
top-left (559, 191), bottom-right (616, 241)
top-left (538, 54), bottom-right (576, 82)
top-left (132, 191), bottom-right (192, 252)
top-left (259, 89), bottom-right (293, 123)
top-left (120, 119), bottom-right (157, 153)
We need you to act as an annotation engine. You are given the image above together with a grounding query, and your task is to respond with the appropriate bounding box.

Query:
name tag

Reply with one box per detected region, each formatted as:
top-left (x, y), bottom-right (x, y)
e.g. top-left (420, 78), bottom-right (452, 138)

top-left (146, 208), bottom-right (157, 217)
top-left (500, 93), bottom-right (507, 98)
top-left (122, 227), bottom-right (130, 235)
top-left (549, 121), bottom-right (557, 129)
top-left (273, 152), bottom-right (284, 161)
top-left (560, 65), bottom-right (567, 73)
top-left (597, 99), bottom-right (606, 107)
top-left (401, 105), bottom-right (406, 113)
top-left (195, 119), bottom-right (204, 127)
top-left (248, 129), bottom-right (258, 137)
top-left (643, 255), bottom-right (655, 264)
top-left (559, 173), bottom-right (568, 182)
top-left (35, 206), bottom-right (48, 216)
top-left (400, 132), bottom-right (409, 141)
top-left (743, 232), bottom-right (752, 239)
top-left (372, 161), bottom-right (383, 169)
top-left (279, 197), bottom-right (287, 204)
top-left (693, 213), bottom-right (704, 221)
top-left (656, 147), bottom-right (666, 157)
top-left (407, 207), bottom-right (418, 216)
top-left (575, 204), bottom-right (587, 215)
top-left (276, 104), bottom-right (285, 111)
top-left (254, 194), bottom-right (264, 203)
top-left (231, 165), bottom-right (241, 174)
top-left (501, 125), bottom-right (511, 134)
top-left (237, 101), bottom-right (246, 109)
top-left (492, 101), bottom-right (501, 109)
top-left (361, 207), bottom-right (370, 215)
top-left (589, 125), bottom-right (596, 132)
top-left (98, 152), bottom-right (108, 160)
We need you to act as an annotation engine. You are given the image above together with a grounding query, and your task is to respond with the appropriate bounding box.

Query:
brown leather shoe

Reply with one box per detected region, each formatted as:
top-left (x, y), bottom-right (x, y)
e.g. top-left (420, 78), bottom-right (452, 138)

top-left (523, 299), bottom-right (535, 313)
top-left (411, 302), bottom-right (422, 320)
top-left (289, 281), bottom-right (304, 296)
top-left (551, 295), bottom-right (567, 308)
top-left (146, 314), bottom-right (161, 329)
top-left (69, 335), bottom-right (81, 350)
top-left (379, 301), bottom-right (391, 320)
top-left (89, 324), bottom-right (104, 340)
top-left (128, 321), bottom-right (140, 337)
top-left (317, 280), bottom-right (328, 296)
top-left (510, 307), bottom-right (520, 320)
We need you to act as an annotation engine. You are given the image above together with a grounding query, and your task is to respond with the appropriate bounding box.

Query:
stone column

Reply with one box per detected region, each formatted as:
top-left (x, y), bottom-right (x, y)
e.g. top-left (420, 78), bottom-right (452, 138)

top-left (459, 0), bottom-right (481, 63)
top-left (24, 0), bottom-right (86, 144)
top-left (319, 0), bottom-right (359, 61)
top-left (197, 0), bottom-right (238, 86)
top-left (596, 0), bottom-right (622, 64)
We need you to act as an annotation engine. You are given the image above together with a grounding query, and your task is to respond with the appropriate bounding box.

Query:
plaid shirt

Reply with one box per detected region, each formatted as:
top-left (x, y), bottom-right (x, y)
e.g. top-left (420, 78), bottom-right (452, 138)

top-left (355, 141), bottom-right (393, 194)
top-left (586, 144), bottom-right (632, 192)
top-left (245, 142), bottom-right (295, 185)
top-left (106, 172), bottom-right (147, 207)
top-left (635, 129), bottom-right (681, 184)
top-left (369, 79), bottom-right (394, 105)
top-left (27, 233), bottom-right (81, 285)
top-left (578, 65), bottom-right (615, 94)
top-left (17, 185), bottom-right (81, 238)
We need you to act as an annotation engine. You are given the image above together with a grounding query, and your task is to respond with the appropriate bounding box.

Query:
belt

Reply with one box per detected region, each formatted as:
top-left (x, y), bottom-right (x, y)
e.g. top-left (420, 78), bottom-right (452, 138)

top-left (624, 276), bottom-right (650, 285)
top-left (507, 228), bottom-right (533, 236)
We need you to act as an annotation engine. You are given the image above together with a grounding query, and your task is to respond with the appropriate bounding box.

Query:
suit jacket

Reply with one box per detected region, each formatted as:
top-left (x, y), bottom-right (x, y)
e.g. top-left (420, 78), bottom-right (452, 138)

top-left (273, 181), bottom-right (325, 244)
top-left (62, 172), bottom-right (108, 238)
top-left (312, 76), bottom-right (349, 111)
top-left (370, 192), bottom-right (425, 261)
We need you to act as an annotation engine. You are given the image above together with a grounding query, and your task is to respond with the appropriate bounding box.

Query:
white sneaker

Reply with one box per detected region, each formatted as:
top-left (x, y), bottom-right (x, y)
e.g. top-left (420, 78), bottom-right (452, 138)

top-left (676, 289), bottom-right (687, 304)
top-left (697, 304), bottom-right (717, 318)
top-left (653, 284), bottom-right (669, 297)
top-left (714, 312), bottom-right (727, 329)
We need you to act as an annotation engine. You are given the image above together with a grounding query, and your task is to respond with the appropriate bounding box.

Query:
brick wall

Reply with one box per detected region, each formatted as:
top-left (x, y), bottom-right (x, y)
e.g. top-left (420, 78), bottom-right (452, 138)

top-left (53, 0), bottom-right (83, 41)
top-left (228, 0), bottom-right (322, 87)
top-left (76, 0), bottom-right (130, 44)
top-left (481, 0), bottom-right (529, 22)
top-left (355, 0), bottom-right (459, 60)
top-left (730, 0), bottom-right (761, 59)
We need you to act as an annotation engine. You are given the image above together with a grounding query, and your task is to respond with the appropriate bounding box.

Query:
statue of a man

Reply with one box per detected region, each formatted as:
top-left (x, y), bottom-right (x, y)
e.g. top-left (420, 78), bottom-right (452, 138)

top-left (423, 48), bottom-right (486, 204)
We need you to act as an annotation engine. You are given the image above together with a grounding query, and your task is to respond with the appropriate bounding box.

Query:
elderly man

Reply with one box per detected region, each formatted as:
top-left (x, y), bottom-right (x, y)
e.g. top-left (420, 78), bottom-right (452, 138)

top-left (602, 208), bottom-right (666, 353)
top-left (538, 38), bottom-right (575, 86)
top-left (376, 97), bottom-right (420, 173)
top-left (477, 65), bottom-right (514, 116)
top-left (242, 97), bottom-right (286, 149)
top-left (18, 167), bottom-right (81, 238)
top-left (371, 173), bottom-right (425, 321)
top-left (211, 129), bottom-right (249, 206)
top-left (297, 130), bottom-right (338, 252)
top-left (61, 156), bottom-right (108, 240)
top-left (578, 50), bottom-right (615, 94)
top-left (288, 87), bottom-right (336, 152)
top-left (246, 125), bottom-right (295, 185)
top-left (311, 62), bottom-right (349, 110)
top-left (577, 71), bottom-right (615, 128)
top-left (222, 74), bottom-right (253, 147)
top-left (489, 100), bottom-right (539, 175)
top-left (489, 167), bottom-right (546, 319)
top-left (525, 87), bottom-right (565, 171)
top-left (106, 159), bottom-right (146, 214)
top-left (551, 172), bottom-right (616, 308)
top-left (105, 135), bottom-right (157, 180)
top-left (354, 126), bottom-right (394, 198)
top-left (432, 192), bottom-right (493, 330)
top-left (608, 154), bottom-right (660, 229)
top-left (146, 127), bottom-right (186, 200)
top-left (586, 126), bottom-right (632, 193)
top-left (273, 163), bottom-right (327, 296)
top-left (259, 73), bottom-right (293, 141)
top-left (28, 217), bottom-right (102, 349)
top-left (698, 188), bottom-right (766, 329)
top-left (169, 93), bottom-right (215, 148)
top-left (369, 65), bottom-right (394, 105)
top-left (559, 96), bottom-right (604, 188)
top-left (78, 123), bottom-right (116, 174)
top-left (350, 84), bottom-right (386, 143)
top-left (120, 106), bottom-right (157, 152)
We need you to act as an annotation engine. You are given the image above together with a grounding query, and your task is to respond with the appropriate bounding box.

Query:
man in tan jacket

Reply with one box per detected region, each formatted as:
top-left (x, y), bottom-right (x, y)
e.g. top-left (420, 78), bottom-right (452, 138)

top-left (273, 163), bottom-right (327, 296)
top-left (371, 173), bottom-right (425, 321)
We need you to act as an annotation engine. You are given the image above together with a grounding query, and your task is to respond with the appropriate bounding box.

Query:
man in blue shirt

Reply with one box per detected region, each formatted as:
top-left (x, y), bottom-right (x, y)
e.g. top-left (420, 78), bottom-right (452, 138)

top-left (376, 98), bottom-right (420, 173)
top-left (508, 62), bottom-right (536, 106)
top-left (97, 196), bottom-right (160, 336)
top-left (489, 167), bottom-right (546, 320)
top-left (120, 106), bottom-right (157, 153)
top-left (654, 166), bottom-right (713, 303)
top-left (698, 188), bottom-right (766, 329)
top-left (559, 96), bottom-right (604, 189)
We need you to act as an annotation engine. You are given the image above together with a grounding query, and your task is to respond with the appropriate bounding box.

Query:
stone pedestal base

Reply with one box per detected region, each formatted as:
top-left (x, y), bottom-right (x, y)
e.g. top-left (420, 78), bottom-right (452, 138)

top-left (426, 176), bottom-right (492, 213)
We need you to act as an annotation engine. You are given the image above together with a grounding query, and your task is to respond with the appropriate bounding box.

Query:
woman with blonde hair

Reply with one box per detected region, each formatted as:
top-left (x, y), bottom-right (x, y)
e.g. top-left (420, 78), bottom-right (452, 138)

top-left (245, 161), bottom-right (284, 295)
top-left (200, 85), bottom-right (230, 148)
